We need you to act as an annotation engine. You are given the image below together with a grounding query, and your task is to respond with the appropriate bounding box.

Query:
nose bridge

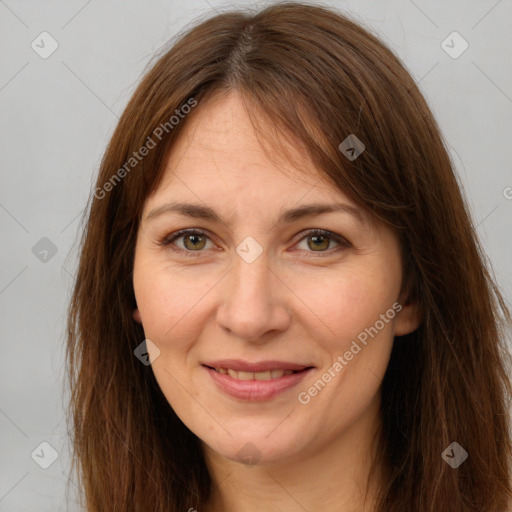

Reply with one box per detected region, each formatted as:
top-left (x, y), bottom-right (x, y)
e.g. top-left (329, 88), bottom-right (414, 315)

top-left (216, 245), bottom-right (290, 341)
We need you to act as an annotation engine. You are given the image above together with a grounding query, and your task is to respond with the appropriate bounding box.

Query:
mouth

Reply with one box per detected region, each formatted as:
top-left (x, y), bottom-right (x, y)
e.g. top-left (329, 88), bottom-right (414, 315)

top-left (203, 366), bottom-right (310, 380)
top-left (202, 360), bottom-right (315, 401)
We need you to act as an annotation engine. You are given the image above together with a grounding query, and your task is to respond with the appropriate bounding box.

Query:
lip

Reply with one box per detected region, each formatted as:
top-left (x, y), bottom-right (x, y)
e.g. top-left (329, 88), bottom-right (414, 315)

top-left (202, 359), bottom-right (312, 372)
top-left (202, 361), bottom-right (315, 401)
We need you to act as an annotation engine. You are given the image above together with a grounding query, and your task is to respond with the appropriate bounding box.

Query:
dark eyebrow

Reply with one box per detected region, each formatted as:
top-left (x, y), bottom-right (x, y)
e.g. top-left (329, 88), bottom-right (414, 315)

top-left (144, 201), bottom-right (368, 226)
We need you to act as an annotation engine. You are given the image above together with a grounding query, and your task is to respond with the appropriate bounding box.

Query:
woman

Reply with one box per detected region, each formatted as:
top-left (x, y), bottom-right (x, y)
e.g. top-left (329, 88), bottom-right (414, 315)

top-left (66, 2), bottom-right (512, 511)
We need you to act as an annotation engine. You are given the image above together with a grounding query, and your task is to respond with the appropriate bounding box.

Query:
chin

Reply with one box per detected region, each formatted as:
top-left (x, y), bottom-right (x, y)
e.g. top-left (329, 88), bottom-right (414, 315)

top-left (200, 428), bottom-right (308, 467)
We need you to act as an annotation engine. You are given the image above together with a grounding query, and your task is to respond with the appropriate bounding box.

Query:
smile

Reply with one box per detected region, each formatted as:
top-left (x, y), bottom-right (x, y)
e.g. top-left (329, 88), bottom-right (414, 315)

top-left (210, 367), bottom-right (296, 380)
top-left (202, 362), bottom-right (314, 401)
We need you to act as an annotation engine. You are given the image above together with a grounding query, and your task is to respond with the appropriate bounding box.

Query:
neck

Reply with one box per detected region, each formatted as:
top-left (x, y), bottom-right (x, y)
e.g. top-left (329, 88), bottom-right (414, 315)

top-left (202, 392), bottom-right (385, 512)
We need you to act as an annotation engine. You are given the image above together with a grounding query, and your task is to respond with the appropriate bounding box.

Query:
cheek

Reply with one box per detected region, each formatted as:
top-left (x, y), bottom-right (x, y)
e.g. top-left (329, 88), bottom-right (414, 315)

top-left (292, 268), bottom-right (398, 419)
top-left (288, 261), bottom-right (400, 346)
top-left (133, 261), bottom-right (210, 409)
top-left (133, 261), bottom-right (212, 348)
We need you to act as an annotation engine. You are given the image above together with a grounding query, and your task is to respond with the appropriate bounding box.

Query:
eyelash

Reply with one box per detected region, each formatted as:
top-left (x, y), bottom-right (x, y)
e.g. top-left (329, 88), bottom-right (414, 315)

top-left (159, 228), bottom-right (351, 258)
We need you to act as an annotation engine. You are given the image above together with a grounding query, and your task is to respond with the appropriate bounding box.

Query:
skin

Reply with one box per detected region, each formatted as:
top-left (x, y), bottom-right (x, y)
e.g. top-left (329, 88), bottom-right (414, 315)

top-left (132, 89), bottom-right (420, 512)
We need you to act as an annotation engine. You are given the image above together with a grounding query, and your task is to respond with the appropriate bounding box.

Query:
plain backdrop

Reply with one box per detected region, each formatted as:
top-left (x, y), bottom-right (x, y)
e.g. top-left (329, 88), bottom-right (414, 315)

top-left (1, 0), bottom-right (511, 510)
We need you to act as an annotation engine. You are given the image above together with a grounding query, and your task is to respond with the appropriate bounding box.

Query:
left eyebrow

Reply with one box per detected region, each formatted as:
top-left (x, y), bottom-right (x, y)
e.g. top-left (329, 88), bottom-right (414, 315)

top-left (277, 202), bottom-right (368, 226)
top-left (144, 201), bottom-right (368, 226)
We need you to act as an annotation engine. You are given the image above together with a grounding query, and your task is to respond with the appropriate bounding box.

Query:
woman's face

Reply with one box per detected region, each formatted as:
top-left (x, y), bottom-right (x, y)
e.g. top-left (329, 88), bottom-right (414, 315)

top-left (132, 90), bottom-right (419, 466)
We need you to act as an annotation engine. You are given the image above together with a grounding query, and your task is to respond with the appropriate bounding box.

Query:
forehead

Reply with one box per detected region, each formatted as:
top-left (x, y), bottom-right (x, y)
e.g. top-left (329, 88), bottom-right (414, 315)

top-left (148, 89), bottom-right (353, 208)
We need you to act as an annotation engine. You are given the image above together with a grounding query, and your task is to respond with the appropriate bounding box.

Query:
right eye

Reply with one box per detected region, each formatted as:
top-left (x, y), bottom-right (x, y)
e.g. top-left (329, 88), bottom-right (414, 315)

top-left (160, 228), bottom-right (216, 257)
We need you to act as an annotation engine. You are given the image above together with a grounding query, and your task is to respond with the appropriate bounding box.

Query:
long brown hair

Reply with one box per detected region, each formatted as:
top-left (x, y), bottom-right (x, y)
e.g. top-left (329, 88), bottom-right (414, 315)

top-left (65, 2), bottom-right (512, 510)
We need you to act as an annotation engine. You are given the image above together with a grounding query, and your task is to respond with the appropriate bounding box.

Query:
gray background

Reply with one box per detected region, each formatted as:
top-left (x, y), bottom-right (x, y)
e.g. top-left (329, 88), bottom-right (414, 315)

top-left (1, 0), bottom-right (511, 510)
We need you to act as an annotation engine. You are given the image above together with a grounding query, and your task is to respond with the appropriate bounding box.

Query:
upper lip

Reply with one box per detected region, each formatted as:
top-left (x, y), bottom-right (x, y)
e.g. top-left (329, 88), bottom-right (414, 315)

top-left (202, 359), bottom-right (314, 372)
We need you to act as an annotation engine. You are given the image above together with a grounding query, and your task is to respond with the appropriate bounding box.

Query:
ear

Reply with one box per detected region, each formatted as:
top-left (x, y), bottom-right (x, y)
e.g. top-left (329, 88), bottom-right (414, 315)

top-left (133, 307), bottom-right (142, 324)
top-left (394, 290), bottom-right (421, 337)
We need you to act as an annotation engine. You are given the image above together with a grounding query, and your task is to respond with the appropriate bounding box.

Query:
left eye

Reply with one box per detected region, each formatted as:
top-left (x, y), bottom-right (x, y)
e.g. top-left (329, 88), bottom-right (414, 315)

top-left (295, 229), bottom-right (348, 253)
top-left (160, 228), bottom-right (351, 257)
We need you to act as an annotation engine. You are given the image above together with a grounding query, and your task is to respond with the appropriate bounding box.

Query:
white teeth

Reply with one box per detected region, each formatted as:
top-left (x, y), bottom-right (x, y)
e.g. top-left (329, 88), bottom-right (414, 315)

top-left (227, 368), bottom-right (239, 379)
top-left (237, 371), bottom-right (254, 381)
top-left (254, 370), bottom-right (271, 381)
top-left (215, 368), bottom-right (295, 380)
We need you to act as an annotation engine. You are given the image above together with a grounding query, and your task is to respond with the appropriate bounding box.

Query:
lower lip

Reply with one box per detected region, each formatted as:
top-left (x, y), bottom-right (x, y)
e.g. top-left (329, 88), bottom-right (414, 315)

top-left (203, 366), bottom-right (313, 401)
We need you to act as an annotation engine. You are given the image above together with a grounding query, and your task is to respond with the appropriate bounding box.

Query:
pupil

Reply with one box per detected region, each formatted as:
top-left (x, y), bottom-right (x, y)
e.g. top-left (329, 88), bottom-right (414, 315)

top-left (310, 235), bottom-right (328, 250)
top-left (186, 234), bottom-right (204, 249)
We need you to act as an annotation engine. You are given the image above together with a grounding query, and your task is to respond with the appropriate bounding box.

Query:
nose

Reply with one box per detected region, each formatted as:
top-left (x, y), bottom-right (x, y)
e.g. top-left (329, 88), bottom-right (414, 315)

top-left (215, 251), bottom-right (291, 343)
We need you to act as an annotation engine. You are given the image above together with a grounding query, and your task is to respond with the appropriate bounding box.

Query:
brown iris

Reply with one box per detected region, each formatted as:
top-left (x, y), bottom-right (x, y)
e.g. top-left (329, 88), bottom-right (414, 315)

top-left (307, 234), bottom-right (330, 251)
top-left (183, 234), bottom-right (207, 250)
